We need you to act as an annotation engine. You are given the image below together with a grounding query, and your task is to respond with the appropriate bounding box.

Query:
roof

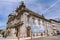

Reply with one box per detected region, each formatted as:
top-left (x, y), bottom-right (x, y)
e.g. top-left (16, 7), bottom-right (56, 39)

top-left (50, 19), bottom-right (60, 23)
top-left (8, 1), bottom-right (60, 23)
top-left (15, 1), bottom-right (44, 19)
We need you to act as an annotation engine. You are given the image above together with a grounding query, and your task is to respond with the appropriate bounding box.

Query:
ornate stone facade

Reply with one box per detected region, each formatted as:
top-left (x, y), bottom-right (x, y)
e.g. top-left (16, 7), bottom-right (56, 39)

top-left (6, 1), bottom-right (60, 38)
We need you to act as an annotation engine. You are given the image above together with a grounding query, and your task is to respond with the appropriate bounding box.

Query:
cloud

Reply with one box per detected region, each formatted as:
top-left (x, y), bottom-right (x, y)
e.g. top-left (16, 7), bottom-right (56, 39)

top-left (43, 0), bottom-right (60, 14)
top-left (44, 0), bottom-right (60, 19)
top-left (0, 0), bottom-right (18, 2)
top-left (0, 22), bottom-right (5, 26)
top-left (0, 22), bottom-right (6, 29)
top-left (0, 0), bottom-right (37, 3)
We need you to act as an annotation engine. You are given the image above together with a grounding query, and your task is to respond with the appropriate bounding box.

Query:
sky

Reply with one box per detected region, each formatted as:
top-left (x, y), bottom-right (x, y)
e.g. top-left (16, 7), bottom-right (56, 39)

top-left (0, 0), bottom-right (60, 30)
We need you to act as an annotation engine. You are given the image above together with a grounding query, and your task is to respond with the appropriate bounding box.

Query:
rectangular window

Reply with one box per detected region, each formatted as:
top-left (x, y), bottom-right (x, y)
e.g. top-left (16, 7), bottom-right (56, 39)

top-left (32, 17), bottom-right (35, 24)
top-left (27, 15), bottom-right (30, 24)
top-left (38, 19), bottom-right (40, 25)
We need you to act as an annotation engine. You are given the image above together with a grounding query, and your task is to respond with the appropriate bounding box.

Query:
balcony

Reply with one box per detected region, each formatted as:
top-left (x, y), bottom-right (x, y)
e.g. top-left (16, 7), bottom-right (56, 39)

top-left (7, 21), bottom-right (23, 28)
top-left (14, 21), bottom-right (24, 27)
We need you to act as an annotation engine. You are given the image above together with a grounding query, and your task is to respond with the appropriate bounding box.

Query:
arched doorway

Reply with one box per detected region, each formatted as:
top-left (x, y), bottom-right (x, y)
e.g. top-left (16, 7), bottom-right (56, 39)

top-left (27, 26), bottom-right (31, 37)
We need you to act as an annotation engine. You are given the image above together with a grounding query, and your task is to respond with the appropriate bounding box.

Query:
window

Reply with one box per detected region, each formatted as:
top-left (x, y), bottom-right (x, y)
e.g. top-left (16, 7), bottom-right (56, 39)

top-left (35, 18), bottom-right (38, 25)
top-left (32, 17), bottom-right (35, 24)
top-left (26, 15), bottom-right (30, 23)
top-left (38, 19), bottom-right (40, 25)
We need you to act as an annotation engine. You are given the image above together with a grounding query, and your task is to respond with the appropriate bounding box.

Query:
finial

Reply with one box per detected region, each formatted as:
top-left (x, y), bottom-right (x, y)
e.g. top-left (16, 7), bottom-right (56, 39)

top-left (42, 14), bottom-right (44, 16)
top-left (19, 1), bottom-right (25, 8)
top-left (42, 14), bottom-right (44, 18)
top-left (21, 1), bottom-right (24, 5)
top-left (16, 1), bottom-right (26, 12)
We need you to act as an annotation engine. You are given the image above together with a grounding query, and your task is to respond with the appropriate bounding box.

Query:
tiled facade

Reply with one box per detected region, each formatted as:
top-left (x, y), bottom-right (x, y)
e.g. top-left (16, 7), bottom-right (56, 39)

top-left (6, 2), bottom-right (60, 38)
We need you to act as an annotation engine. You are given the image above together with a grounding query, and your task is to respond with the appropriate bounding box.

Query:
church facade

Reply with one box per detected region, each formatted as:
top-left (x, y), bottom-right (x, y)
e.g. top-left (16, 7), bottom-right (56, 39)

top-left (6, 2), bottom-right (59, 38)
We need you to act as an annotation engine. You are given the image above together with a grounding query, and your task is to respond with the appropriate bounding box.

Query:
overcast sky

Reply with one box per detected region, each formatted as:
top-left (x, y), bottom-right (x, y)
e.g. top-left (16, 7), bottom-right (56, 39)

top-left (0, 0), bottom-right (60, 29)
